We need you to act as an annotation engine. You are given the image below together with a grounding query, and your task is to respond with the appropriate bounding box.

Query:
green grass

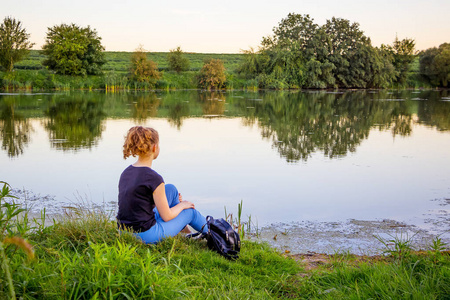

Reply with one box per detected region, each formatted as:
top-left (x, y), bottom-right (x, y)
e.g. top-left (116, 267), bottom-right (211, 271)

top-left (14, 50), bottom-right (245, 73)
top-left (4, 212), bottom-right (301, 299)
top-left (2, 49), bottom-right (251, 91)
top-left (2, 182), bottom-right (450, 299)
top-left (298, 251), bottom-right (450, 299)
top-left (2, 50), bottom-right (247, 91)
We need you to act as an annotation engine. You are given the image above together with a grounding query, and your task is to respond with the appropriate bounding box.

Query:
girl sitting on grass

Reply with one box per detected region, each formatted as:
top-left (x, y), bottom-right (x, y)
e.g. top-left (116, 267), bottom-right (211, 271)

top-left (117, 126), bottom-right (207, 244)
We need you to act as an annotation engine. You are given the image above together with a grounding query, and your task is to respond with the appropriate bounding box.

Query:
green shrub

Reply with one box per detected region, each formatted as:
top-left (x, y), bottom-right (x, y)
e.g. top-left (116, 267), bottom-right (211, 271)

top-left (197, 59), bottom-right (227, 90)
top-left (167, 47), bottom-right (190, 73)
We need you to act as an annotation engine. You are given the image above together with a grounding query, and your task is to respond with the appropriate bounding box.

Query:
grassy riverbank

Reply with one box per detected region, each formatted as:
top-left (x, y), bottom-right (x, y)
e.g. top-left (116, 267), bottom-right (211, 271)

top-left (1, 50), bottom-right (427, 91)
top-left (0, 50), bottom-right (247, 91)
top-left (2, 185), bottom-right (450, 299)
top-left (2, 204), bottom-right (302, 299)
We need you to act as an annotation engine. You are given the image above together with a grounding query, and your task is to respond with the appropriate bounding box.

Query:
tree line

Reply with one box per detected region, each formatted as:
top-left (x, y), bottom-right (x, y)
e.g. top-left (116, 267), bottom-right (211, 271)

top-left (0, 14), bottom-right (449, 90)
top-left (237, 13), bottom-right (448, 89)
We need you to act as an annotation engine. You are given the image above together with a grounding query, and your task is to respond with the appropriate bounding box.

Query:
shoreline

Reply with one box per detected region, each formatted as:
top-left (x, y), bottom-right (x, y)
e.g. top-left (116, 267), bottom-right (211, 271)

top-left (25, 212), bottom-right (450, 256)
top-left (10, 188), bottom-right (450, 255)
top-left (249, 218), bottom-right (450, 256)
top-left (2, 87), bottom-right (448, 93)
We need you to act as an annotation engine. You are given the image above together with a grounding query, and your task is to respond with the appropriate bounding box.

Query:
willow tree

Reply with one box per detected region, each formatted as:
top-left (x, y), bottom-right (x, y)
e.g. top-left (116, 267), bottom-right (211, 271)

top-left (237, 47), bottom-right (267, 78)
top-left (0, 17), bottom-right (34, 72)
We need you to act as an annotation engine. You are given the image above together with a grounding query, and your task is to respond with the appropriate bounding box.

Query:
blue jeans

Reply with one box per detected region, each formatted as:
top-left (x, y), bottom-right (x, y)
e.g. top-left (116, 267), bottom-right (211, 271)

top-left (136, 184), bottom-right (207, 244)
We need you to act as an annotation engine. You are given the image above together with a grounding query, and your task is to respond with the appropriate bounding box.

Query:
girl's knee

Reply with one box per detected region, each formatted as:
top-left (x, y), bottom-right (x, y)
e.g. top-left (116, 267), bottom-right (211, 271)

top-left (165, 183), bottom-right (178, 195)
top-left (180, 208), bottom-right (194, 218)
top-left (165, 184), bottom-right (179, 207)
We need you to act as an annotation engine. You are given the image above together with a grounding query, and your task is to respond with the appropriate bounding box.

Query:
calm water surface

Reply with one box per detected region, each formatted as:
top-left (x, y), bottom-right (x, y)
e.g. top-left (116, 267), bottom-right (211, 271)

top-left (1, 90), bottom-right (449, 235)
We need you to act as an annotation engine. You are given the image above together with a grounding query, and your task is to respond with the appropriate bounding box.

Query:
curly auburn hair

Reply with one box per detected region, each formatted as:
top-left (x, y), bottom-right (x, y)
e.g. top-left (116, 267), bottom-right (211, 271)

top-left (123, 126), bottom-right (159, 159)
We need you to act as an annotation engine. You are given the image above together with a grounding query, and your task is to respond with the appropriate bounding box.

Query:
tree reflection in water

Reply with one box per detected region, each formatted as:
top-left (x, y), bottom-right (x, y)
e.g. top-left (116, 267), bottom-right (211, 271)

top-left (156, 91), bottom-right (192, 129)
top-left (43, 93), bottom-right (106, 151)
top-left (1, 90), bottom-right (449, 161)
top-left (234, 91), bottom-right (417, 162)
top-left (0, 97), bottom-right (33, 157)
top-left (199, 91), bottom-right (226, 116)
top-left (128, 93), bottom-right (160, 122)
top-left (415, 90), bottom-right (450, 131)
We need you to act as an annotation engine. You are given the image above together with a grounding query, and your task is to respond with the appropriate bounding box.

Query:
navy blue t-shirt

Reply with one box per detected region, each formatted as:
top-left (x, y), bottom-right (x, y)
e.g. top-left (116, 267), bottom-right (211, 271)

top-left (117, 165), bottom-right (164, 232)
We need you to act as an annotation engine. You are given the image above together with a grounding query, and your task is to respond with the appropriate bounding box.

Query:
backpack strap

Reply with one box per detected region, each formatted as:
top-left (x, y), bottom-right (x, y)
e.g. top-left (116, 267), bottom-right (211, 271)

top-left (185, 221), bottom-right (208, 239)
top-left (185, 231), bottom-right (203, 239)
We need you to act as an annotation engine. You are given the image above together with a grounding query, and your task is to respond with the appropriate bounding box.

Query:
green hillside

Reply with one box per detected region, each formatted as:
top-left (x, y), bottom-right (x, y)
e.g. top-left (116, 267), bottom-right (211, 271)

top-left (14, 50), bottom-right (245, 73)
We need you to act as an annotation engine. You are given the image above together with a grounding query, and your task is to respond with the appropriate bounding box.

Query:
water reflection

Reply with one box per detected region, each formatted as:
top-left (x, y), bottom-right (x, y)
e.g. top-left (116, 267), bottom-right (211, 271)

top-left (199, 91), bottom-right (227, 116)
top-left (234, 91), bottom-right (419, 161)
top-left (0, 90), bottom-right (449, 160)
top-left (128, 93), bottom-right (160, 122)
top-left (43, 93), bottom-right (106, 151)
top-left (0, 96), bottom-right (33, 157)
top-left (415, 91), bottom-right (450, 131)
top-left (164, 94), bottom-right (191, 129)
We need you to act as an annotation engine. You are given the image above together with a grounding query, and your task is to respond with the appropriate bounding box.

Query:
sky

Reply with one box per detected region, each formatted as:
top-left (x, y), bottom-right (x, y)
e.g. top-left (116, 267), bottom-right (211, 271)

top-left (3, 0), bottom-right (450, 53)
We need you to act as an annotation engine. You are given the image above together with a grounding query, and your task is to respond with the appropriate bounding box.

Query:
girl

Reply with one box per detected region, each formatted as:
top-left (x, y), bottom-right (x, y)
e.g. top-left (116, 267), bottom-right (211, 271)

top-left (117, 126), bottom-right (207, 244)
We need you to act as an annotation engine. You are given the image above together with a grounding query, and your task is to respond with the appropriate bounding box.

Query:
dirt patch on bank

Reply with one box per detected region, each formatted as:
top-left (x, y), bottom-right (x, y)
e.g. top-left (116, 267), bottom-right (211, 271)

top-left (290, 253), bottom-right (332, 274)
top-left (287, 252), bottom-right (387, 276)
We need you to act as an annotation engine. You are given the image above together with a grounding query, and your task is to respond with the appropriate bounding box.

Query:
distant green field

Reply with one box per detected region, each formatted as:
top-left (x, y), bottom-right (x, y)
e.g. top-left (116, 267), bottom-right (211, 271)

top-left (15, 50), bottom-right (245, 73)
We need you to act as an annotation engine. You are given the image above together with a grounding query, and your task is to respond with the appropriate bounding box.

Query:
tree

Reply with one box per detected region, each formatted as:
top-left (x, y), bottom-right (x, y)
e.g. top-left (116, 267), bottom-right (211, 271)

top-left (322, 17), bottom-right (374, 88)
top-left (304, 58), bottom-right (335, 88)
top-left (262, 13), bottom-right (318, 54)
top-left (0, 17), bottom-right (34, 72)
top-left (419, 47), bottom-right (439, 86)
top-left (237, 47), bottom-right (267, 78)
top-left (433, 43), bottom-right (450, 87)
top-left (367, 47), bottom-right (397, 88)
top-left (129, 45), bottom-right (160, 86)
top-left (382, 37), bottom-right (416, 85)
top-left (197, 59), bottom-right (226, 89)
top-left (419, 43), bottom-right (450, 87)
top-left (42, 23), bottom-right (105, 76)
top-left (238, 12), bottom-right (401, 89)
top-left (258, 13), bottom-right (389, 88)
top-left (260, 13), bottom-right (318, 87)
top-left (167, 46), bottom-right (190, 72)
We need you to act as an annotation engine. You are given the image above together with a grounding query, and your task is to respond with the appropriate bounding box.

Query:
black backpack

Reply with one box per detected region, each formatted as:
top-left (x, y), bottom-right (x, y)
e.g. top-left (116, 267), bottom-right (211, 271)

top-left (189, 216), bottom-right (241, 260)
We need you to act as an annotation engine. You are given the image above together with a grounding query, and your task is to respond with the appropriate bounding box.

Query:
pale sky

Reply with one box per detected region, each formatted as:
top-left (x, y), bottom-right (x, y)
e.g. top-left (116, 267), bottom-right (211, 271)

top-left (3, 0), bottom-right (449, 53)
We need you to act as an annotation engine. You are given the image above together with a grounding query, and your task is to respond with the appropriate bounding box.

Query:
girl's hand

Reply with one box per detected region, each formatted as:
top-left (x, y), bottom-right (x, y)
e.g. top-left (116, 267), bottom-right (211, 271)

top-left (178, 193), bottom-right (194, 210)
top-left (180, 201), bottom-right (195, 210)
top-left (153, 183), bottom-right (194, 222)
